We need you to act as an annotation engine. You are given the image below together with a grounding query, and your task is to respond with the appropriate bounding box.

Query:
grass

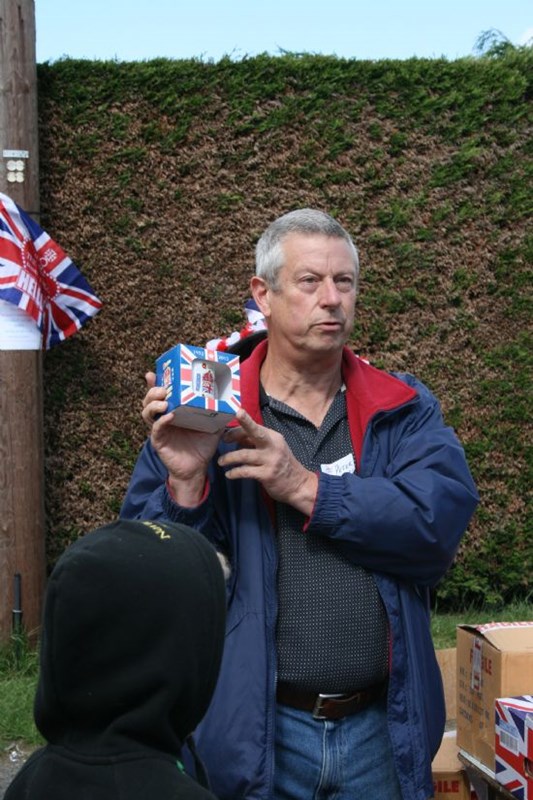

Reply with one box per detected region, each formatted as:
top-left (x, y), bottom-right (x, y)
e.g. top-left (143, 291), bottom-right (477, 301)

top-left (0, 603), bottom-right (530, 749)
top-left (0, 636), bottom-right (42, 747)
top-left (430, 600), bottom-right (532, 649)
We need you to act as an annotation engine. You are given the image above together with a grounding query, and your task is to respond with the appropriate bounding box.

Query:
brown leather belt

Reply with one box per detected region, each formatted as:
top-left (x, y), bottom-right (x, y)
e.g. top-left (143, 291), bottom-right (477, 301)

top-left (276, 681), bottom-right (387, 720)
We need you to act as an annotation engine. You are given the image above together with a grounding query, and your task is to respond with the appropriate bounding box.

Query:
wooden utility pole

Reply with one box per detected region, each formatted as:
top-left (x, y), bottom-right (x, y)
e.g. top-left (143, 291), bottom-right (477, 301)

top-left (0, 0), bottom-right (45, 641)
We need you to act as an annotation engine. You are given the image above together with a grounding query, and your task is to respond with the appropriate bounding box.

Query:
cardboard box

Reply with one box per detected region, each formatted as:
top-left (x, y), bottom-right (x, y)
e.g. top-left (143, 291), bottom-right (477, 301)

top-left (437, 647), bottom-right (457, 722)
top-left (156, 343), bottom-right (241, 433)
top-left (495, 695), bottom-right (533, 799)
top-left (432, 731), bottom-right (476, 799)
top-left (456, 622), bottom-right (533, 771)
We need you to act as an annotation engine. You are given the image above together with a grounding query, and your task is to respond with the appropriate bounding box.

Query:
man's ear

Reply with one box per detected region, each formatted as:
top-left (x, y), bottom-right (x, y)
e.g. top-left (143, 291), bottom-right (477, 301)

top-left (250, 276), bottom-right (271, 319)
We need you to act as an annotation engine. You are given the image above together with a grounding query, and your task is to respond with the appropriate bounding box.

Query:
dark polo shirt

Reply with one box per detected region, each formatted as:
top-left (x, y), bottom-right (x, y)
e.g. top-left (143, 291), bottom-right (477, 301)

top-left (261, 385), bottom-right (389, 694)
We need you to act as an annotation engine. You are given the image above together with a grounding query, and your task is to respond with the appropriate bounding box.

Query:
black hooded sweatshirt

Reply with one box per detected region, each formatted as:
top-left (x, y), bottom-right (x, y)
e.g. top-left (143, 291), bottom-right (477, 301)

top-left (5, 519), bottom-right (226, 800)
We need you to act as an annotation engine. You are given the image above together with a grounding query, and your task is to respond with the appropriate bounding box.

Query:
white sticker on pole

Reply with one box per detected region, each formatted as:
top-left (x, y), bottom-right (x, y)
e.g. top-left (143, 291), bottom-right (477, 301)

top-left (0, 300), bottom-right (41, 349)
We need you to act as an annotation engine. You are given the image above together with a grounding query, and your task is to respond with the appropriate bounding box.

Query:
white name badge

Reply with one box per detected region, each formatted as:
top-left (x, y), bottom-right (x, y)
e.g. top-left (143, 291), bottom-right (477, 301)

top-left (320, 453), bottom-right (355, 476)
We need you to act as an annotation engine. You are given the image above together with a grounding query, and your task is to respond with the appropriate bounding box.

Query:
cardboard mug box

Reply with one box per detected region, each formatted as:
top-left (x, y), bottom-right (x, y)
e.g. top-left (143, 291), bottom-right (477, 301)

top-left (436, 647), bottom-right (457, 722)
top-left (456, 622), bottom-right (533, 771)
top-left (156, 343), bottom-right (241, 433)
top-left (432, 731), bottom-right (477, 800)
top-left (495, 695), bottom-right (533, 799)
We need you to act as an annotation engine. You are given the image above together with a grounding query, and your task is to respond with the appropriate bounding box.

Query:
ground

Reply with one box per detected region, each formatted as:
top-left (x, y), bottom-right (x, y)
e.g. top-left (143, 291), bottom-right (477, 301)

top-left (0, 743), bottom-right (35, 797)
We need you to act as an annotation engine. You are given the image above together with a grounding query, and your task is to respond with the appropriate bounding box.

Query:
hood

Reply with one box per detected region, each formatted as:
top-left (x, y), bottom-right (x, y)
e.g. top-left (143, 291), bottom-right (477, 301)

top-left (34, 519), bottom-right (226, 758)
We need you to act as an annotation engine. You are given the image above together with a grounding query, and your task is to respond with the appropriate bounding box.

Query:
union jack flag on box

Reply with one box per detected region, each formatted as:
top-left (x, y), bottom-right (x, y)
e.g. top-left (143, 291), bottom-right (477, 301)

top-left (496, 695), bottom-right (533, 799)
top-left (0, 192), bottom-right (102, 348)
top-left (156, 343), bottom-right (241, 433)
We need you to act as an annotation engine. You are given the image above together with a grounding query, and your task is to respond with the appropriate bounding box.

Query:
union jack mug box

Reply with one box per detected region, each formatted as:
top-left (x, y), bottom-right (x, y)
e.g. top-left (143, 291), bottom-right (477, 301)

top-left (156, 343), bottom-right (241, 433)
top-left (495, 695), bottom-right (533, 799)
top-left (456, 622), bottom-right (533, 771)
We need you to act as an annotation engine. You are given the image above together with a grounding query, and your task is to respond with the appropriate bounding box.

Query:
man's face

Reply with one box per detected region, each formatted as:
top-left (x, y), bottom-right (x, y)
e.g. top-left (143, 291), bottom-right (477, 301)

top-left (252, 232), bottom-right (357, 359)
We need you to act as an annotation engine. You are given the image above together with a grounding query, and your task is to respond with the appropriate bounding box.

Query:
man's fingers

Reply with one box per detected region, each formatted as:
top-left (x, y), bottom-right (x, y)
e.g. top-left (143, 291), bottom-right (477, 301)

top-left (142, 385), bottom-right (167, 410)
top-left (150, 411), bottom-right (177, 432)
top-left (222, 426), bottom-right (256, 448)
top-left (218, 445), bottom-right (265, 471)
top-left (235, 409), bottom-right (268, 443)
top-left (223, 464), bottom-right (256, 481)
top-left (142, 398), bottom-right (169, 427)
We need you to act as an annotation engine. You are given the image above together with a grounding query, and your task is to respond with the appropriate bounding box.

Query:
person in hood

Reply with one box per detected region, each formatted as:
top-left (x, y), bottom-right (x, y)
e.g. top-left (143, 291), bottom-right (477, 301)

top-left (5, 518), bottom-right (226, 800)
top-left (121, 208), bottom-right (479, 800)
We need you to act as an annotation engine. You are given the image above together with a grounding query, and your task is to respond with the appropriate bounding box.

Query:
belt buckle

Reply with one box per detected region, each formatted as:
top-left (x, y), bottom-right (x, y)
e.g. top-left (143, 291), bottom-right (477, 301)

top-left (312, 693), bottom-right (344, 720)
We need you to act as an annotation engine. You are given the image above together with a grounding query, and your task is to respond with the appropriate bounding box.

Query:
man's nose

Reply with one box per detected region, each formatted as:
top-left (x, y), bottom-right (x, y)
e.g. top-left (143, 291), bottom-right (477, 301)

top-left (319, 277), bottom-right (342, 306)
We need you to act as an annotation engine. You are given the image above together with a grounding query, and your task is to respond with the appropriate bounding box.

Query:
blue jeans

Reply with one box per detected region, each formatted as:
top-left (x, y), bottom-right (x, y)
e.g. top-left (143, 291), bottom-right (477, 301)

top-left (273, 697), bottom-right (403, 800)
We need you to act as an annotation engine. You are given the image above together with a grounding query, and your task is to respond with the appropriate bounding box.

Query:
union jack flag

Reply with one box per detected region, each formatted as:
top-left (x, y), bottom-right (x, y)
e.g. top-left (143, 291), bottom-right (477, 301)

top-left (178, 344), bottom-right (241, 414)
top-left (206, 298), bottom-right (267, 352)
top-left (0, 193), bottom-right (102, 348)
top-left (495, 695), bottom-right (533, 799)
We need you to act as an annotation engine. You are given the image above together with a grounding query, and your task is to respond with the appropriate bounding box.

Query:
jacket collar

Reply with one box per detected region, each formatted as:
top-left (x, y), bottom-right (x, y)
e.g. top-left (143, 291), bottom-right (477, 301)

top-left (341, 348), bottom-right (418, 468)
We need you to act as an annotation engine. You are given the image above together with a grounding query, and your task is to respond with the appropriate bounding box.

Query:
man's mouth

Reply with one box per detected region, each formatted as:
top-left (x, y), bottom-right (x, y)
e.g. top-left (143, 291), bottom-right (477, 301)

top-left (314, 319), bottom-right (344, 328)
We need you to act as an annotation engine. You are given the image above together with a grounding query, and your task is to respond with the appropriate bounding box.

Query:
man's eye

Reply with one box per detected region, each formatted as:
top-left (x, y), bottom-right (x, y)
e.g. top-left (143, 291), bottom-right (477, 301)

top-left (336, 277), bottom-right (354, 289)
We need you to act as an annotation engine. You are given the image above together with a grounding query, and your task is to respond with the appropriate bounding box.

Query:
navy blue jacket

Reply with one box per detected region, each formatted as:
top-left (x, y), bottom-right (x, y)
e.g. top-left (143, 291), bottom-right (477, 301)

top-left (121, 340), bottom-right (479, 800)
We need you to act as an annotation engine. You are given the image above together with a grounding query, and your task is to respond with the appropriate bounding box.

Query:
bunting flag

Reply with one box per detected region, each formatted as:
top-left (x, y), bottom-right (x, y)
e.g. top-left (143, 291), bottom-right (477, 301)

top-left (206, 298), bottom-right (267, 352)
top-left (0, 193), bottom-right (102, 349)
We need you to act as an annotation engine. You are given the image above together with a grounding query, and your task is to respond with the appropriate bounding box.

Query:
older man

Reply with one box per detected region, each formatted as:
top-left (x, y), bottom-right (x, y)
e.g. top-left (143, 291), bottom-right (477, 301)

top-left (121, 208), bottom-right (478, 800)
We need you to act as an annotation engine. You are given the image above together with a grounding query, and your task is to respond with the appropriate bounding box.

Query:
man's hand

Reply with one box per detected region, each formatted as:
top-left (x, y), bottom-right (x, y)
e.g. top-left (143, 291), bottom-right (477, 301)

top-left (219, 409), bottom-right (318, 516)
top-left (142, 372), bottom-right (222, 506)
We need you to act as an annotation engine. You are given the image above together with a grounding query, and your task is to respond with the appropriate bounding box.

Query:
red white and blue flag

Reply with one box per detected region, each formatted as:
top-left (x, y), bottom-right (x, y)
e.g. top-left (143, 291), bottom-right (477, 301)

top-left (178, 344), bottom-right (241, 414)
top-left (495, 694), bottom-right (533, 799)
top-left (206, 298), bottom-right (267, 352)
top-left (0, 192), bottom-right (102, 348)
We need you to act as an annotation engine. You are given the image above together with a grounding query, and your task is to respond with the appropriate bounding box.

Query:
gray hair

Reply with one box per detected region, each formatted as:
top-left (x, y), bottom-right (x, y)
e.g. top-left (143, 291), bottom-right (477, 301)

top-left (255, 208), bottom-right (359, 288)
